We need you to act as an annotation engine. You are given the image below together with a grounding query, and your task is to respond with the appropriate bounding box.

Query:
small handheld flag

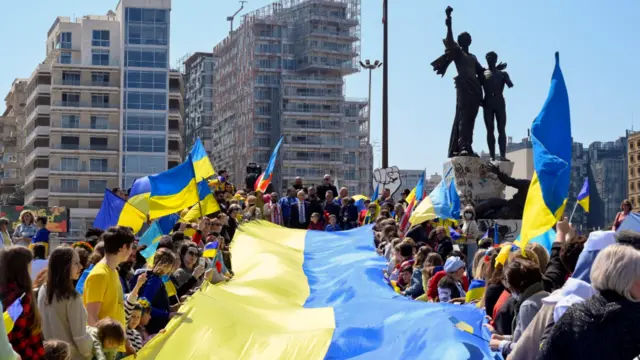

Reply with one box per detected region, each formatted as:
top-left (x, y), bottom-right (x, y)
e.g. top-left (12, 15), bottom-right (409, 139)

top-left (203, 241), bottom-right (219, 258)
top-left (577, 178), bottom-right (590, 213)
top-left (3, 294), bottom-right (24, 333)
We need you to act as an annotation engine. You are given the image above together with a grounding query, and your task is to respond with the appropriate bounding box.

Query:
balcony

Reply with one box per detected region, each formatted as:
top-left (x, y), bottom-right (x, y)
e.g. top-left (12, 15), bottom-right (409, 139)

top-left (50, 163), bottom-right (117, 174)
top-left (51, 101), bottom-right (119, 110)
top-left (54, 59), bottom-right (120, 68)
top-left (50, 144), bottom-right (118, 152)
top-left (52, 79), bottom-right (118, 89)
top-left (49, 186), bottom-right (104, 195)
top-left (50, 121), bottom-right (118, 133)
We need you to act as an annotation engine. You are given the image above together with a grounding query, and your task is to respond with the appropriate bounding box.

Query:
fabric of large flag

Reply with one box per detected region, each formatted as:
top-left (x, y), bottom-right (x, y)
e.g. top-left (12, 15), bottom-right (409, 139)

top-left (577, 178), bottom-right (590, 213)
top-left (520, 52), bottom-right (572, 251)
top-left (190, 138), bottom-right (215, 182)
top-left (183, 181), bottom-right (221, 223)
top-left (255, 136), bottom-right (284, 193)
top-left (3, 296), bottom-right (23, 334)
top-left (128, 176), bottom-right (151, 215)
top-left (410, 168), bottom-right (460, 225)
top-left (128, 222), bottom-right (496, 360)
top-left (618, 212), bottom-right (640, 232)
top-left (149, 157), bottom-right (200, 220)
top-left (93, 190), bottom-right (146, 234)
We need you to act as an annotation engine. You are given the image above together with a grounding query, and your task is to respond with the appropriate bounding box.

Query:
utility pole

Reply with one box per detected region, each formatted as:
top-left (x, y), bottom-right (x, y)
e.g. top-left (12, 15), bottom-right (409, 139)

top-left (359, 60), bottom-right (382, 142)
top-left (382, 0), bottom-right (389, 168)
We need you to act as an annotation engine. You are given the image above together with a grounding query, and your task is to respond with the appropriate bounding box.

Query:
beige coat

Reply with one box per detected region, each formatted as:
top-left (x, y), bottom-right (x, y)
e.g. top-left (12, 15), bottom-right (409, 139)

top-left (508, 304), bottom-right (554, 360)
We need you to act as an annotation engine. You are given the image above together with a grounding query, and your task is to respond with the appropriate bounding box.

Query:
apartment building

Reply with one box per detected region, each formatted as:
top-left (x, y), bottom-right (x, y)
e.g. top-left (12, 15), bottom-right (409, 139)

top-left (0, 80), bottom-right (27, 204)
top-left (183, 52), bottom-right (215, 158)
top-left (211, 0), bottom-right (373, 194)
top-left (13, 0), bottom-right (183, 235)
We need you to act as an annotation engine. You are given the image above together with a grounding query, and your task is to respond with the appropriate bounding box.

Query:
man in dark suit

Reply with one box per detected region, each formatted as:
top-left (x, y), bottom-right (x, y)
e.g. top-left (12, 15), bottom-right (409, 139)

top-left (324, 190), bottom-right (341, 219)
top-left (316, 174), bottom-right (338, 202)
top-left (289, 190), bottom-right (310, 229)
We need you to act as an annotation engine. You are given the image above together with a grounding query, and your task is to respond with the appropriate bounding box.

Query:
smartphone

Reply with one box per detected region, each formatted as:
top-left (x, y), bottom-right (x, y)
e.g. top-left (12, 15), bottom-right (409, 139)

top-left (198, 258), bottom-right (206, 267)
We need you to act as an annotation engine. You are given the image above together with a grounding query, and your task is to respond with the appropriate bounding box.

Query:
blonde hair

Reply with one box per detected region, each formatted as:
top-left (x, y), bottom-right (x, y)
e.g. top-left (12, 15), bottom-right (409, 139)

top-left (526, 242), bottom-right (550, 272)
top-left (19, 210), bottom-right (35, 225)
top-left (591, 244), bottom-right (640, 301)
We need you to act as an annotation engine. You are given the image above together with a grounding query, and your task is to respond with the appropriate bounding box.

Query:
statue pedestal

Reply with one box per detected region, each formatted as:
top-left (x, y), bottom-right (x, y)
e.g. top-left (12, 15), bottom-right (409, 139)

top-left (443, 157), bottom-right (514, 207)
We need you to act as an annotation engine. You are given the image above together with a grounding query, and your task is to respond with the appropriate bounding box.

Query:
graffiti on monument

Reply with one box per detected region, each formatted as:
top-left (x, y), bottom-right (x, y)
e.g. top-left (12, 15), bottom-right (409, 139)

top-left (477, 219), bottom-right (522, 243)
top-left (372, 166), bottom-right (402, 198)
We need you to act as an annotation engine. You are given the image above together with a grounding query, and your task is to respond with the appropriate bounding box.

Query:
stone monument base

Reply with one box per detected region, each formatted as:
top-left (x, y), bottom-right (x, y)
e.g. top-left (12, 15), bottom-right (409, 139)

top-left (443, 156), bottom-right (514, 207)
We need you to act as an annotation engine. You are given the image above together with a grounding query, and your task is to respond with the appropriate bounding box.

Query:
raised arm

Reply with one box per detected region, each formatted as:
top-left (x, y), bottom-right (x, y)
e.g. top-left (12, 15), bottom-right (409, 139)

top-left (504, 72), bottom-right (514, 88)
top-left (445, 7), bottom-right (455, 47)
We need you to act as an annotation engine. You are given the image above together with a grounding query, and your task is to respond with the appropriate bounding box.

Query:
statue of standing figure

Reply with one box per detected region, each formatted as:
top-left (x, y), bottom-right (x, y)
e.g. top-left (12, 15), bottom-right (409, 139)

top-left (431, 6), bottom-right (510, 160)
top-left (482, 51), bottom-right (514, 161)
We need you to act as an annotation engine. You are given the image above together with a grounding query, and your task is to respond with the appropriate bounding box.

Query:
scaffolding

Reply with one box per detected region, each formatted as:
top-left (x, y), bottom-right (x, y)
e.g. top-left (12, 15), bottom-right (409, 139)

top-left (212, 0), bottom-right (370, 193)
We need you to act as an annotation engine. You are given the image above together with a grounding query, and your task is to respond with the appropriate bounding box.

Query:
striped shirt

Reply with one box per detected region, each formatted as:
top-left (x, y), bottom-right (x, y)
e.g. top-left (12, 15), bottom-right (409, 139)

top-left (124, 299), bottom-right (144, 352)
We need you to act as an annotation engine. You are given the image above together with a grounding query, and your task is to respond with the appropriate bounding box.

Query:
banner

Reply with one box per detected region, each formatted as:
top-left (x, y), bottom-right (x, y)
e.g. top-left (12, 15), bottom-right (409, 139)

top-left (0, 206), bottom-right (69, 233)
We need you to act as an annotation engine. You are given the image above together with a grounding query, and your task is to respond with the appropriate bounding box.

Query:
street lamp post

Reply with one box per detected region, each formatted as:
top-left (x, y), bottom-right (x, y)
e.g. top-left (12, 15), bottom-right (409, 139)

top-left (359, 59), bottom-right (382, 143)
top-left (382, 0), bottom-right (389, 168)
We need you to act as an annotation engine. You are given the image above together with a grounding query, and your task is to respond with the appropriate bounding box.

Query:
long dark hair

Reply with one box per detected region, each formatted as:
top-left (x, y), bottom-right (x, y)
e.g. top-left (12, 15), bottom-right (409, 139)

top-left (46, 247), bottom-right (78, 304)
top-left (0, 247), bottom-right (41, 333)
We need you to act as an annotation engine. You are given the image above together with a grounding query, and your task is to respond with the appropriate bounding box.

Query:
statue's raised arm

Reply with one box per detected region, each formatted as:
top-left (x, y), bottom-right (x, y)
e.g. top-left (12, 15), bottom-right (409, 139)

top-left (444, 6), bottom-right (455, 48)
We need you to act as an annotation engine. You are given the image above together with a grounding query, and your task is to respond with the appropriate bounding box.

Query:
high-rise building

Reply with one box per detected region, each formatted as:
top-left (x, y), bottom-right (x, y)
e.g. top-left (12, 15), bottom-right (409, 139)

top-left (12, 0), bottom-right (183, 236)
top-left (211, 0), bottom-right (372, 194)
top-left (183, 52), bottom-right (215, 158)
top-left (0, 79), bottom-right (27, 204)
top-left (627, 130), bottom-right (640, 209)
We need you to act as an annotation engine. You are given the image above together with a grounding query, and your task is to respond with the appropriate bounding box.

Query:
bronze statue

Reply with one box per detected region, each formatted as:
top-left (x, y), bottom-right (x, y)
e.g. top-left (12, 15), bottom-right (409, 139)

top-left (431, 6), bottom-right (484, 158)
top-left (474, 163), bottom-right (531, 219)
top-left (482, 51), bottom-right (514, 161)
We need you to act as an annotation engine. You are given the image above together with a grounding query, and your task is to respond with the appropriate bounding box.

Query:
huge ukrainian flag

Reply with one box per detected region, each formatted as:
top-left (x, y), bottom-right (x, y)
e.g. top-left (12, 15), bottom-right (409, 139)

top-left (520, 52), bottom-right (572, 248)
top-left (130, 222), bottom-right (496, 360)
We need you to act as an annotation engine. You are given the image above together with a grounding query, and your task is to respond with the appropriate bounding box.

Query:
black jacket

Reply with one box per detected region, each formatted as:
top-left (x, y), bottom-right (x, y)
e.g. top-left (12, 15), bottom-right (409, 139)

top-left (542, 242), bottom-right (569, 292)
top-left (538, 291), bottom-right (640, 360)
top-left (289, 201), bottom-right (310, 229)
top-left (316, 184), bottom-right (338, 202)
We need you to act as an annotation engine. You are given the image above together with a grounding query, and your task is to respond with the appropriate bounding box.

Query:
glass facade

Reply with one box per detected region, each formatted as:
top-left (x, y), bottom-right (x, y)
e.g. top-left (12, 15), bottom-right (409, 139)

top-left (121, 7), bottom-right (170, 187)
top-left (92, 30), bottom-right (110, 47)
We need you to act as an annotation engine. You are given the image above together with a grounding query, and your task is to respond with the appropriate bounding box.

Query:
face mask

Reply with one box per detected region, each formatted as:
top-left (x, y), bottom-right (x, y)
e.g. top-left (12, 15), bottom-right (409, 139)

top-left (161, 274), bottom-right (171, 283)
top-left (464, 213), bottom-right (472, 219)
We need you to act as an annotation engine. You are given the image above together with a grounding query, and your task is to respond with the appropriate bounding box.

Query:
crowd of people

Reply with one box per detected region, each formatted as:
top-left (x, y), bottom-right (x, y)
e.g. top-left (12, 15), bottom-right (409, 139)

top-left (1, 170), bottom-right (640, 360)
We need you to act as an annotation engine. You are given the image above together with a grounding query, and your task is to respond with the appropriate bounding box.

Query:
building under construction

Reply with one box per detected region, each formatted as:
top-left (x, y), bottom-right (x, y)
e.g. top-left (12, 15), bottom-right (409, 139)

top-left (212, 0), bottom-right (372, 194)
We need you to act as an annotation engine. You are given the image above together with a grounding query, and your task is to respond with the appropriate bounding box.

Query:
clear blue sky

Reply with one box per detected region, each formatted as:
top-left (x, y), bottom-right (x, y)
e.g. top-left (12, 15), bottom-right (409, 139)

top-left (2, 0), bottom-right (638, 176)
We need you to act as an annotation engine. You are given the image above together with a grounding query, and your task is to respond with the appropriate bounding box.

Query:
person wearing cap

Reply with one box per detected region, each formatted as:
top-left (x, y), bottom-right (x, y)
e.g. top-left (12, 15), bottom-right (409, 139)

top-left (426, 255), bottom-right (469, 301)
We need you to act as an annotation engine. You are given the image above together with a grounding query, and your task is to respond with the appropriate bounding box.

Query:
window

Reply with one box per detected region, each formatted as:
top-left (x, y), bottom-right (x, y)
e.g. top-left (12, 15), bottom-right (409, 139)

top-left (62, 71), bottom-right (80, 85)
top-left (92, 30), bottom-right (110, 47)
top-left (59, 51), bottom-right (72, 64)
top-left (91, 94), bottom-right (110, 108)
top-left (61, 114), bottom-right (79, 128)
top-left (90, 137), bottom-right (108, 150)
top-left (61, 136), bottom-right (80, 149)
top-left (92, 49), bottom-right (110, 66)
top-left (122, 154), bottom-right (165, 174)
top-left (90, 159), bottom-right (108, 172)
top-left (91, 72), bottom-right (110, 86)
top-left (125, 9), bottom-right (169, 46)
top-left (89, 180), bottom-right (108, 193)
top-left (125, 91), bottom-right (166, 110)
top-left (61, 93), bottom-right (80, 106)
top-left (57, 32), bottom-right (72, 49)
top-left (60, 157), bottom-right (79, 171)
top-left (125, 70), bottom-right (167, 89)
top-left (90, 115), bottom-right (109, 129)
top-left (125, 134), bottom-right (165, 152)
top-left (60, 179), bottom-right (79, 191)
top-left (125, 48), bottom-right (167, 68)
top-left (124, 112), bottom-right (165, 131)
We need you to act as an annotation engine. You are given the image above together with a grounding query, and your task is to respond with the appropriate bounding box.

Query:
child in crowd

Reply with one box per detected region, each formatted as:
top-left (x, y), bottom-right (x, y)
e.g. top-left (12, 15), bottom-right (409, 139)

top-left (124, 273), bottom-right (147, 354)
top-left (43, 340), bottom-right (71, 360)
top-left (87, 318), bottom-right (126, 360)
top-left (31, 216), bottom-right (51, 256)
top-left (136, 298), bottom-right (153, 345)
top-left (437, 275), bottom-right (462, 303)
top-left (308, 213), bottom-right (324, 231)
top-left (415, 252), bottom-right (444, 301)
top-left (396, 265), bottom-right (413, 291)
top-left (325, 214), bottom-right (341, 232)
top-left (389, 242), bottom-right (414, 281)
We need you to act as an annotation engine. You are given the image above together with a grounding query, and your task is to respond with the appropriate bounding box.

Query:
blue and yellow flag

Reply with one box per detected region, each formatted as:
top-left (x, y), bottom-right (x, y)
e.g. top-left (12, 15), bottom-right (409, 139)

top-left (577, 178), bottom-right (590, 213)
top-left (128, 176), bottom-right (151, 215)
top-left (410, 167), bottom-right (460, 225)
top-left (149, 157), bottom-right (200, 220)
top-left (465, 279), bottom-right (486, 304)
top-left (3, 295), bottom-right (24, 333)
top-left (93, 190), bottom-right (146, 234)
top-left (190, 138), bottom-right (215, 182)
top-left (129, 222), bottom-right (496, 360)
top-left (520, 52), bottom-right (572, 250)
top-left (255, 136), bottom-right (284, 193)
top-left (140, 214), bottom-right (180, 266)
top-left (202, 240), bottom-right (219, 258)
top-left (183, 180), bottom-right (221, 223)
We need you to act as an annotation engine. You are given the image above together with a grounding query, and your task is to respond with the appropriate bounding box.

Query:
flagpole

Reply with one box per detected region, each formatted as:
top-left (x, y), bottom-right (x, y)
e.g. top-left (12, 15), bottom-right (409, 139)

top-left (568, 202), bottom-right (578, 223)
top-left (188, 147), bottom-right (205, 220)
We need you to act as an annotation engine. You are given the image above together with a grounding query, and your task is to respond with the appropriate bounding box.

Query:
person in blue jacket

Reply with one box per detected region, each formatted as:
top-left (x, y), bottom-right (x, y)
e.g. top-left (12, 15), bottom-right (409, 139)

top-left (130, 248), bottom-right (177, 335)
